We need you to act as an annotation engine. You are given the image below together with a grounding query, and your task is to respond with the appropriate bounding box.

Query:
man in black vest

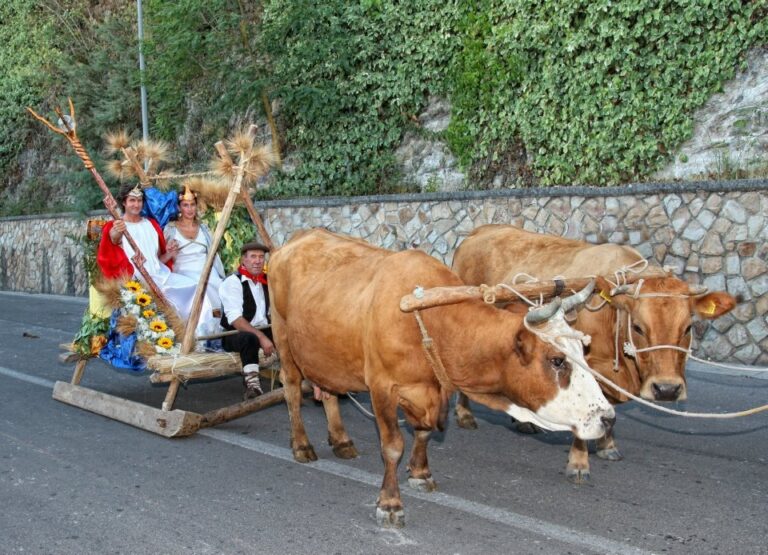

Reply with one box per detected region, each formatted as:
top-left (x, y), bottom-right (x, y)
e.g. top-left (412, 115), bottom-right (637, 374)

top-left (219, 241), bottom-right (275, 399)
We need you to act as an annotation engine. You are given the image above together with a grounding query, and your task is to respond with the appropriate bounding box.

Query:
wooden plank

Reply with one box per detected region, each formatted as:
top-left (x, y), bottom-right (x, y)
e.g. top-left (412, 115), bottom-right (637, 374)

top-left (52, 381), bottom-right (202, 438)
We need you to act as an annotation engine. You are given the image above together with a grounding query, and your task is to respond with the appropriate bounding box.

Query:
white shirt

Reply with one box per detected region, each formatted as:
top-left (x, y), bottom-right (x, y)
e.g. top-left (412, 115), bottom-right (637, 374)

top-left (219, 273), bottom-right (268, 327)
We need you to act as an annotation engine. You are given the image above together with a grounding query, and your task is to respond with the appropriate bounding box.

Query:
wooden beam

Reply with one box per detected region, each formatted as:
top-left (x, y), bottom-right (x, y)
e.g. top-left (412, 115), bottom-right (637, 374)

top-left (52, 381), bottom-right (202, 438)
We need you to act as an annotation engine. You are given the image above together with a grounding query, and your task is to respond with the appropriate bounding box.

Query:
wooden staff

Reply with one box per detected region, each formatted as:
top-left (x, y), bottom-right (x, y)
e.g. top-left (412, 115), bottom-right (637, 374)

top-left (179, 133), bottom-right (253, 354)
top-left (27, 99), bottom-right (170, 307)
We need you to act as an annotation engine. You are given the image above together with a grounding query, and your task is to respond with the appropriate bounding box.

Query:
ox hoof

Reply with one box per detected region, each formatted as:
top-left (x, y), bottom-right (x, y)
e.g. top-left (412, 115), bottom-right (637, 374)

top-left (514, 421), bottom-right (541, 434)
top-left (376, 506), bottom-right (405, 528)
top-left (331, 440), bottom-right (359, 459)
top-left (292, 445), bottom-right (318, 463)
top-left (596, 447), bottom-right (623, 462)
top-left (565, 466), bottom-right (591, 484)
top-left (408, 476), bottom-right (437, 493)
top-left (456, 413), bottom-right (478, 430)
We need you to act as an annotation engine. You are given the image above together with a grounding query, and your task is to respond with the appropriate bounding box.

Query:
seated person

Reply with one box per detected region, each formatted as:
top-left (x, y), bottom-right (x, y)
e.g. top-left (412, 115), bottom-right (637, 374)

top-left (219, 241), bottom-right (275, 399)
top-left (163, 184), bottom-right (225, 310)
top-left (96, 182), bottom-right (216, 336)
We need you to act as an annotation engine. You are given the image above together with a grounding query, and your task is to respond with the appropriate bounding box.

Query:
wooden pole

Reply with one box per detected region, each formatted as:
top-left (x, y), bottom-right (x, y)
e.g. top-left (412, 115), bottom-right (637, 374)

top-left (26, 100), bottom-right (170, 308)
top-left (199, 381), bottom-right (312, 428)
top-left (179, 138), bottom-right (250, 354)
top-left (399, 277), bottom-right (596, 313)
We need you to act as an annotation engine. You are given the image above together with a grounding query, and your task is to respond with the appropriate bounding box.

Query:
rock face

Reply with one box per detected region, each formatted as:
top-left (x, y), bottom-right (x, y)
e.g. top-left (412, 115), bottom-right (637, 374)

top-left (395, 48), bottom-right (767, 191)
top-left (1, 184), bottom-right (766, 365)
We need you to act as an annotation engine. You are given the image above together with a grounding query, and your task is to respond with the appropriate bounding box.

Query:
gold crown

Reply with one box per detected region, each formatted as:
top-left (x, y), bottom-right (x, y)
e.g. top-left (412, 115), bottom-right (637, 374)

top-left (126, 184), bottom-right (144, 198)
top-left (179, 184), bottom-right (196, 202)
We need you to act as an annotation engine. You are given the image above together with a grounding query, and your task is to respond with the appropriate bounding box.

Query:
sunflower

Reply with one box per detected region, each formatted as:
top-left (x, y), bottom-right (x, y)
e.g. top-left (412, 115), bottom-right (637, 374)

top-left (125, 280), bottom-right (143, 293)
top-left (157, 337), bottom-right (174, 349)
top-left (149, 320), bottom-right (168, 332)
top-left (142, 309), bottom-right (156, 319)
top-left (136, 293), bottom-right (152, 306)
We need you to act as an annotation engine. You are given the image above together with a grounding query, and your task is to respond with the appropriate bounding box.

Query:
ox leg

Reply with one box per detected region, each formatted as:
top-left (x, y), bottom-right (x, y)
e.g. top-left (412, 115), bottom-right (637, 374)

top-left (566, 437), bottom-right (591, 484)
top-left (322, 394), bottom-right (358, 459)
top-left (596, 428), bottom-right (623, 462)
top-left (370, 388), bottom-right (406, 528)
top-left (454, 392), bottom-right (478, 429)
top-left (278, 349), bottom-right (317, 463)
top-left (407, 429), bottom-right (437, 492)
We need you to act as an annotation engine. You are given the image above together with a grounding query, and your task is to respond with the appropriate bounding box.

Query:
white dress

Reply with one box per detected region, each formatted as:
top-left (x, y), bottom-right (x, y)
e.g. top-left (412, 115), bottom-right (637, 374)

top-left (122, 219), bottom-right (216, 336)
top-left (163, 222), bottom-right (224, 333)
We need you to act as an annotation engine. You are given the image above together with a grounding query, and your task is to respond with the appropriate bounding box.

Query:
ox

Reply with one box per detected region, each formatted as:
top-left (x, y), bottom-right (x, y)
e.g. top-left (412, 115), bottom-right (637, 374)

top-left (452, 224), bottom-right (737, 483)
top-left (269, 229), bottom-right (615, 526)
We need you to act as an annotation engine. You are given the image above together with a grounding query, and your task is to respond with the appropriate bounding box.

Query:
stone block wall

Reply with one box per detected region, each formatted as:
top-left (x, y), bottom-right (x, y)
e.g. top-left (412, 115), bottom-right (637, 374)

top-left (1, 180), bottom-right (766, 364)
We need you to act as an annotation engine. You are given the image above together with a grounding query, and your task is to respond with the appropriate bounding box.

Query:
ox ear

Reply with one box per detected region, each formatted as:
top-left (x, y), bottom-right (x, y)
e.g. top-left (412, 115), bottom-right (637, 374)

top-left (514, 328), bottom-right (537, 366)
top-left (693, 292), bottom-right (737, 320)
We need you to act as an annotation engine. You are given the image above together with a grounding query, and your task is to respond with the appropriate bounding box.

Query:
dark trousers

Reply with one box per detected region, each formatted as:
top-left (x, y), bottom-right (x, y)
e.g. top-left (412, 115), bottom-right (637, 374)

top-left (222, 328), bottom-right (273, 368)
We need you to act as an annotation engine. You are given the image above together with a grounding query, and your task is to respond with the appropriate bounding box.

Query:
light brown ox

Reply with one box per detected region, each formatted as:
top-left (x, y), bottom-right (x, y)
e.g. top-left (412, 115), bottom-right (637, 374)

top-left (269, 229), bottom-right (615, 527)
top-left (452, 224), bottom-right (737, 483)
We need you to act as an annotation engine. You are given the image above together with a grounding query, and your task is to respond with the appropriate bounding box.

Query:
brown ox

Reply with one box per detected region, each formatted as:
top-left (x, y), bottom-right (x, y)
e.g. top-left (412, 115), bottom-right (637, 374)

top-left (452, 224), bottom-right (737, 483)
top-left (269, 229), bottom-right (614, 526)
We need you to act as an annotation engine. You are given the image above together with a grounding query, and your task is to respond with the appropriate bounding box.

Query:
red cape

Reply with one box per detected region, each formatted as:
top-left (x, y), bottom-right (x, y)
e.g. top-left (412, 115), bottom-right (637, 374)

top-left (96, 218), bottom-right (172, 279)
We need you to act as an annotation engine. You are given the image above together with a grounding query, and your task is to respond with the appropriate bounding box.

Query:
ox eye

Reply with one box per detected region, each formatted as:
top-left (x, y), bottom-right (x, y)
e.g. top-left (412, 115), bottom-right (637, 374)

top-left (631, 323), bottom-right (644, 336)
top-left (684, 325), bottom-right (692, 335)
top-left (550, 357), bottom-right (566, 369)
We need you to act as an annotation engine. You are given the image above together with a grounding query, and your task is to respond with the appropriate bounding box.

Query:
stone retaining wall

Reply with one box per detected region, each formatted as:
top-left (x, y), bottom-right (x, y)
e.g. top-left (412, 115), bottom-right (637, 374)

top-left (1, 180), bottom-right (766, 364)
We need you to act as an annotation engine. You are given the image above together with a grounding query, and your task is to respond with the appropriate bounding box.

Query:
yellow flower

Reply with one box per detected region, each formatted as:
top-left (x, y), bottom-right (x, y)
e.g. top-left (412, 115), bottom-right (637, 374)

top-left (149, 320), bottom-right (168, 332)
top-left (136, 293), bottom-right (152, 306)
top-left (125, 280), bottom-right (143, 293)
top-left (142, 309), bottom-right (156, 319)
top-left (157, 337), bottom-right (174, 349)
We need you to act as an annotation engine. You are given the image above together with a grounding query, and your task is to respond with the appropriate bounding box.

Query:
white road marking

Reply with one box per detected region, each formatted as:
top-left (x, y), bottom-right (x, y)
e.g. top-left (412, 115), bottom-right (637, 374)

top-left (3, 362), bottom-right (652, 555)
top-left (200, 428), bottom-right (653, 555)
top-left (0, 365), bottom-right (56, 388)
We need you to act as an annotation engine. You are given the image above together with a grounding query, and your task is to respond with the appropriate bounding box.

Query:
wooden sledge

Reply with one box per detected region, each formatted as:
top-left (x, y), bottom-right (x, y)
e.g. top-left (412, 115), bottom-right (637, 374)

top-left (33, 100), bottom-right (290, 437)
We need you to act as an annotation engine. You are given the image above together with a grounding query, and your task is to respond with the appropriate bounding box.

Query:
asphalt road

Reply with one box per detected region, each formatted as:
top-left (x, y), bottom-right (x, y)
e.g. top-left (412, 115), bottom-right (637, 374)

top-left (1, 291), bottom-right (767, 555)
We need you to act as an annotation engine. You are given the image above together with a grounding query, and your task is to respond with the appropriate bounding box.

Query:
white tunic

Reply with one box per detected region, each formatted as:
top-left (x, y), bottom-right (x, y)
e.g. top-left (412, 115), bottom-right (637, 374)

top-left (164, 223), bottom-right (224, 308)
top-left (121, 219), bottom-right (216, 335)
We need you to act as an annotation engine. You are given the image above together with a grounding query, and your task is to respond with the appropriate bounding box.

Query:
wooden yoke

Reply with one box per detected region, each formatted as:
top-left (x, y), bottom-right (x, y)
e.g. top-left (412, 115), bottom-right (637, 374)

top-left (400, 277), bottom-right (596, 313)
top-left (214, 128), bottom-right (275, 251)
top-left (27, 99), bottom-right (170, 308)
top-left (179, 132), bottom-right (252, 354)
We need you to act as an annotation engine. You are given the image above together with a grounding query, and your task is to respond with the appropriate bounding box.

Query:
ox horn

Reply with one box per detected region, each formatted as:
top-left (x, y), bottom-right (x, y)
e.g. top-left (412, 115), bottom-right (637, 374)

top-left (610, 284), bottom-right (633, 296)
top-left (688, 284), bottom-right (709, 296)
top-left (561, 279), bottom-right (596, 314)
top-left (525, 297), bottom-right (563, 326)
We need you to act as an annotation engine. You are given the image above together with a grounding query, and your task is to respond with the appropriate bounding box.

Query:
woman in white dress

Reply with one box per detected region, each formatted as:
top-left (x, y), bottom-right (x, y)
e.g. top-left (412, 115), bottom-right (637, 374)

top-left (163, 185), bottom-right (226, 335)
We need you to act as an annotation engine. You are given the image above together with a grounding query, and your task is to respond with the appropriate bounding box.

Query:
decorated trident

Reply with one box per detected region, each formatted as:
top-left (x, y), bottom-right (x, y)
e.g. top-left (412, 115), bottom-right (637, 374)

top-left (27, 98), bottom-right (170, 307)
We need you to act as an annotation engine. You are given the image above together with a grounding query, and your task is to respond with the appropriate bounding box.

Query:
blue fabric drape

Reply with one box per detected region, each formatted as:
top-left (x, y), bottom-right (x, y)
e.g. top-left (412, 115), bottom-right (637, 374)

top-left (141, 187), bottom-right (179, 228)
top-left (98, 310), bottom-right (146, 372)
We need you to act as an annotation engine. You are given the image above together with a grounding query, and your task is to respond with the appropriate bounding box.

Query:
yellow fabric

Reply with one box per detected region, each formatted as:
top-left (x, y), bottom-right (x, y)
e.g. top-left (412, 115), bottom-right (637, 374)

top-left (88, 285), bottom-right (112, 318)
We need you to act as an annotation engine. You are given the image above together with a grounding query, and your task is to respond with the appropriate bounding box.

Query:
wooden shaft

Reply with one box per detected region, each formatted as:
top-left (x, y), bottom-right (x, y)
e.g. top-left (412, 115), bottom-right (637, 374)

top-left (199, 381), bottom-right (312, 428)
top-left (399, 277), bottom-right (595, 313)
top-left (180, 145), bottom-right (249, 354)
top-left (240, 188), bottom-right (275, 251)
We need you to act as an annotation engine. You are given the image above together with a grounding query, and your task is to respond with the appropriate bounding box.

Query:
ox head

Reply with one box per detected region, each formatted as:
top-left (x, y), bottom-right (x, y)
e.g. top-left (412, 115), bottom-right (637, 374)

top-left (502, 282), bottom-right (615, 440)
top-left (597, 276), bottom-right (737, 402)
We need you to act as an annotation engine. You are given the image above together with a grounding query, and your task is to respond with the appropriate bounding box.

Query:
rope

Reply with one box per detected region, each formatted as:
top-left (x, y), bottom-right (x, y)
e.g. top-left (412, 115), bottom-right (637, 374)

top-left (524, 315), bottom-right (768, 419)
top-left (347, 392), bottom-right (407, 426)
top-left (688, 354), bottom-right (768, 372)
top-left (148, 170), bottom-right (215, 180)
top-left (413, 309), bottom-right (455, 394)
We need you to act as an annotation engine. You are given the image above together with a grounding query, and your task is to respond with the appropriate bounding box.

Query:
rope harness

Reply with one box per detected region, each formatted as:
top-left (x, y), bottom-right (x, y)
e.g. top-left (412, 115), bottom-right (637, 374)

top-left (416, 260), bottom-right (768, 420)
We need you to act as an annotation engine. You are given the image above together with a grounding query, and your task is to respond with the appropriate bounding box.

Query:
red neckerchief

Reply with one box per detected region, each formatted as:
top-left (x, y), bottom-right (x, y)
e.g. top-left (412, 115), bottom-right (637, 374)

top-left (238, 265), bottom-right (267, 285)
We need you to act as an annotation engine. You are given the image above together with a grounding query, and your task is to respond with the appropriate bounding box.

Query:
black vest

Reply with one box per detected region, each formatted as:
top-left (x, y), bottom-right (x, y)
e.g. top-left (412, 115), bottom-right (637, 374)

top-left (220, 273), bottom-right (270, 330)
